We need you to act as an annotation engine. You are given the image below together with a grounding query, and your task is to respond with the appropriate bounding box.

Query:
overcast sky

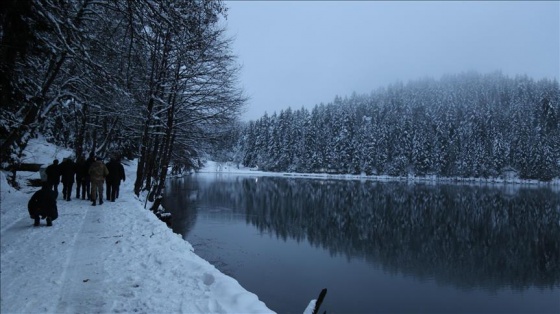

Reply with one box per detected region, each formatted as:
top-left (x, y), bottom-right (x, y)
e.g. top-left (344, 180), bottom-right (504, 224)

top-left (222, 1), bottom-right (560, 121)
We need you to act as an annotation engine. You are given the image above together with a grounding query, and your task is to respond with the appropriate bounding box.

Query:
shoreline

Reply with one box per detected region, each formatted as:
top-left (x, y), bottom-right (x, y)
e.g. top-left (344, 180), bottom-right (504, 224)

top-left (186, 161), bottom-right (560, 190)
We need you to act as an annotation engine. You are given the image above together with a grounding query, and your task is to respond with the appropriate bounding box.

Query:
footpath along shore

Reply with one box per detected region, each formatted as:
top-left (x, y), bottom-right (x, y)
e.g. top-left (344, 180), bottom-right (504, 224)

top-left (0, 138), bottom-right (275, 314)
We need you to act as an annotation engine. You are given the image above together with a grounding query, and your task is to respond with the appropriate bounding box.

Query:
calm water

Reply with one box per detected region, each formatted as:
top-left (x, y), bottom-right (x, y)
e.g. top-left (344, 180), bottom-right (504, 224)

top-left (163, 174), bottom-right (560, 314)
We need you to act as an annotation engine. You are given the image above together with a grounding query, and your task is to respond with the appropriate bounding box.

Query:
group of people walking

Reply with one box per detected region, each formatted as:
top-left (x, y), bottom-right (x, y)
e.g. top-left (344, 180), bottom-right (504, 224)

top-left (28, 154), bottom-right (126, 226)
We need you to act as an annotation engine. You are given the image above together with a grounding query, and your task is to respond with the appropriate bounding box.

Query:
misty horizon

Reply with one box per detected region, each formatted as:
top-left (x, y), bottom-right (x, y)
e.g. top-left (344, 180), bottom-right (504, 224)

top-left (223, 1), bottom-right (560, 121)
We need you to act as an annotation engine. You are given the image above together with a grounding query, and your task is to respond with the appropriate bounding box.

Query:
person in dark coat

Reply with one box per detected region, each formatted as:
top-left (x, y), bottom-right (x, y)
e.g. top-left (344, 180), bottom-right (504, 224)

top-left (28, 183), bottom-right (58, 226)
top-left (75, 155), bottom-right (86, 199)
top-left (105, 157), bottom-right (126, 202)
top-left (82, 153), bottom-right (95, 200)
top-left (59, 157), bottom-right (76, 201)
top-left (45, 159), bottom-right (60, 197)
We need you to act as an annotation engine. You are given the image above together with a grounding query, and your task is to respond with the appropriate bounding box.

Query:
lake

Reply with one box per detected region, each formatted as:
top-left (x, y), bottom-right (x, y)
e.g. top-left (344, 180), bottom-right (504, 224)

top-left (163, 174), bottom-right (560, 314)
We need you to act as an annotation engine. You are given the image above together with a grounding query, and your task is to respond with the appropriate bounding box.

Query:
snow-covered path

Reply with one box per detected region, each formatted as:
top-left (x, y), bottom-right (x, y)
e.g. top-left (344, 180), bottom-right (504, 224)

top-left (1, 143), bottom-right (274, 314)
top-left (55, 201), bottom-right (112, 313)
top-left (1, 196), bottom-right (89, 313)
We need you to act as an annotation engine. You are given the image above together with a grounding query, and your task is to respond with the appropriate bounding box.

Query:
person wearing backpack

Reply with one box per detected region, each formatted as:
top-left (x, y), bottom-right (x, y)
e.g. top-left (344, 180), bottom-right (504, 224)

top-left (82, 153), bottom-right (95, 200)
top-left (75, 155), bottom-right (86, 199)
top-left (45, 159), bottom-right (61, 197)
top-left (105, 157), bottom-right (126, 202)
top-left (59, 157), bottom-right (76, 201)
top-left (89, 156), bottom-right (109, 206)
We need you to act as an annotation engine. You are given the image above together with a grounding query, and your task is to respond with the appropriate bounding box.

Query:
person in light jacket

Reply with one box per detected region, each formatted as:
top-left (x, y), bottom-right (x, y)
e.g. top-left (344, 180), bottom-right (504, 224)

top-left (89, 156), bottom-right (109, 206)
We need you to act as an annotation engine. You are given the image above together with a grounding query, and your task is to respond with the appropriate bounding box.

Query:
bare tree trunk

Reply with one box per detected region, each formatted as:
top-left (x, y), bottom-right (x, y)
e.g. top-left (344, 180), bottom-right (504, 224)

top-left (74, 103), bottom-right (88, 159)
top-left (134, 31), bottom-right (171, 196)
top-left (155, 130), bottom-right (175, 198)
top-left (134, 92), bottom-right (156, 195)
top-left (154, 74), bottom-right (179, 197)
top-left (96, 117), bottom-right (119, 158)
top-left (91, 114), bottom-right (99, 156)
top-left (145, 132), bottom-right (162, 193)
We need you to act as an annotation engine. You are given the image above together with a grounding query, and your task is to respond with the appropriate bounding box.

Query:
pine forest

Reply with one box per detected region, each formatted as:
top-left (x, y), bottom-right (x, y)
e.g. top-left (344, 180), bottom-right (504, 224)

top-left (236, 72), bottom-right (559, 181)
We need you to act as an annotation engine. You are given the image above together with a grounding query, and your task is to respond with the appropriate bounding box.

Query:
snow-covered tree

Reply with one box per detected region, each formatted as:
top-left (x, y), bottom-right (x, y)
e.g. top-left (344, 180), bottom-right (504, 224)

top-left (238, 72), bottom-right (560, 181)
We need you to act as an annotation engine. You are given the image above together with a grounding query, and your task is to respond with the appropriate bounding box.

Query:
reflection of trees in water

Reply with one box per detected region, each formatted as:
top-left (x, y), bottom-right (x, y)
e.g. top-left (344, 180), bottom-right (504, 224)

top-left (163, 178), bottom-right (199, 235)
top-left (164, 176), bottom-right (251, 235)
top-left (171, 176), bottom-right (560, 290)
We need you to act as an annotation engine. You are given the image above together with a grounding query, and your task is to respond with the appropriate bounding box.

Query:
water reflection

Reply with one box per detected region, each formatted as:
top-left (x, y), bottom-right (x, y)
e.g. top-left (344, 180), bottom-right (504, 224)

top-left (164, 175), bottom-right (560, 292)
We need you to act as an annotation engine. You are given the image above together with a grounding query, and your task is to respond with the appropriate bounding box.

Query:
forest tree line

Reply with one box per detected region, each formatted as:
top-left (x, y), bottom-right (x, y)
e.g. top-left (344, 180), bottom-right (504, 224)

top-left (0, 0), bottom-right (244, 199)
top-left (236, 72), bottom-right (559, 181)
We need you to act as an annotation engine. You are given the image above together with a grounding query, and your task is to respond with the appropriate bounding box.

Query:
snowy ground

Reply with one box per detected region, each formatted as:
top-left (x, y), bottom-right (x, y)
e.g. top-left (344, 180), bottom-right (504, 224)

top-left (0, 137), bottom-right (276, 314)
